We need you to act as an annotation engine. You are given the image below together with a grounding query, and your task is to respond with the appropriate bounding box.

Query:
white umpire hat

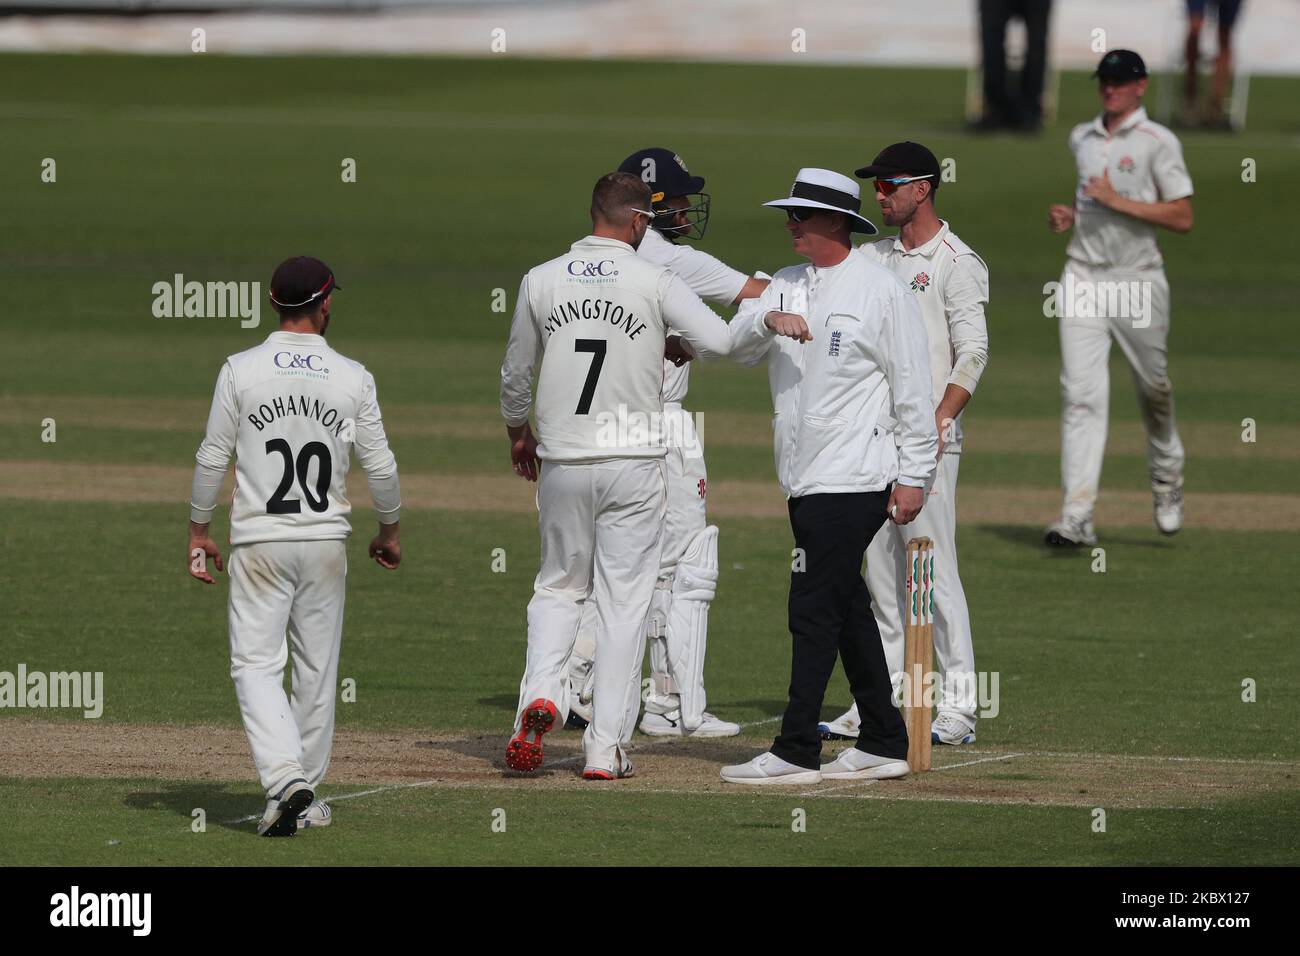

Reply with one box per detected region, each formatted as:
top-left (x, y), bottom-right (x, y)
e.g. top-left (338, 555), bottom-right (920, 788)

top-left (762, 168), bottom-right (878, 235)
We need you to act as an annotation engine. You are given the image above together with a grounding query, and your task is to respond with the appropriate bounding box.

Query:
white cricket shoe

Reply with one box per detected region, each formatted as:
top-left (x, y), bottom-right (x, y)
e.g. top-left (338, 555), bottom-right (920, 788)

top-left (720, 752), bottom-right (822, 785)
top-left (1045, 515), bottom-right (1097, 547)
top-left (931, 713), bottom-right (977, 745)
top-left (256, 779), bottom-right (313, 838)
top-left (296, 799), bottom-right (332, 829)
top-left (819, 748), bottom-right (909, 780)
top-left (819, 703), bottom-right (860, 740)
top-left (1153, 487), bottom-right (1183, 535)
top-left (640, 708), bottom-right (740, 738)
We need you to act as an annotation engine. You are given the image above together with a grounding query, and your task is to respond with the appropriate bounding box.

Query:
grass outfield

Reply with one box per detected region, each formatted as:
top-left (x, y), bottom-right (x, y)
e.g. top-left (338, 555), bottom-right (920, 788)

top-left (4, 779), bottom-right (1299, 867)
top-left (1, 53), bottom-right (1298, 866)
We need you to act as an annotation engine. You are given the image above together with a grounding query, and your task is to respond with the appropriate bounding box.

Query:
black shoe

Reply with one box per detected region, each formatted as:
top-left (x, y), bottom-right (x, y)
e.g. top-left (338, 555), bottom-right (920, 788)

top-left (257, 780), bottom-right (314, 838)
top-left (564, 711), bottom-right (589, 731)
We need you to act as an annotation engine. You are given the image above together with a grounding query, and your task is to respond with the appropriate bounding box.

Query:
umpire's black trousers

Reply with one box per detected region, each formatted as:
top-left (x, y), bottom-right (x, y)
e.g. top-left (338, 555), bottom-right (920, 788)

top-left (770, 490), bottom-right (910, 770)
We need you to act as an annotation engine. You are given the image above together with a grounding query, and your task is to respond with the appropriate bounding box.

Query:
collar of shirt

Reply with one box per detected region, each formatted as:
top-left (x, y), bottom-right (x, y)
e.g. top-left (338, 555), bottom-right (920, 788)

top-left (808, 249), bottom-right (854, 294)
top-left (267, 331), bottom-right (325, 346)
top-left (891, 219), bottom-right (951, 257)
top-left (809, 250), bottom-right (856, 277)
top-left (1087, 105), bottom-right (1149, 139)
top-left (572, 234), bottom-right (636, 255)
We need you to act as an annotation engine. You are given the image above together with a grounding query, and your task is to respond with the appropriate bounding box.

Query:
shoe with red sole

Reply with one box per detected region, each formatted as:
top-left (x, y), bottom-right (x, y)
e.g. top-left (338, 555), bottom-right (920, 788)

top-left (582, 753), bottom-right (634, 781)
top-left (505, 698), bottom-right (558, 772)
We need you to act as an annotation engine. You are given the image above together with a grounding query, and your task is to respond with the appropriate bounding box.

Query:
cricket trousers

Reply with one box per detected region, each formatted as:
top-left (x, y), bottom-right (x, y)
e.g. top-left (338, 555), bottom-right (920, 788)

top-left (867, 452), bottom-right (977, 721)
top-left (1058, 260), bottom-right (1185, 522)
top-left (514, 457), bottom-right (665, 773)
top-left (567, 406), bottom-right (712, 736)
top-left (228, 539), bottom-right (347, 800)
top-left (771, 491), bottom-right (909, 770)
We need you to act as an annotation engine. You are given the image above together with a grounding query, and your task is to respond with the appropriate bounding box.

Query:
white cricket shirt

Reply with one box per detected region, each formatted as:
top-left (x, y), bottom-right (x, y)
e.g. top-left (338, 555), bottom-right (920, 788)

top-left (191, 331), bottom-right (401, 546)
top-left (1066, 106), bottom-right (1194, 271)
top-left (500, 235), bottom-right (732, 462)
top-left (728, 251), bottom-right (937, 497)
top-left (857, 221), bottom-right (989, 453)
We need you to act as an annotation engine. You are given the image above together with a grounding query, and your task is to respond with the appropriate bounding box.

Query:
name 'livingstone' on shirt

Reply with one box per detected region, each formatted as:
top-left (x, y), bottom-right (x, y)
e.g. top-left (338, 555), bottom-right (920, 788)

top-left (542, 297), bottom-right (648, 340)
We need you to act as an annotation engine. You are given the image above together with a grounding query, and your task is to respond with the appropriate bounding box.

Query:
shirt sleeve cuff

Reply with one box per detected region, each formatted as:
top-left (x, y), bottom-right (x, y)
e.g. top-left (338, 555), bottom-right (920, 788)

top-left (947, 368), bottom-right (981, 396)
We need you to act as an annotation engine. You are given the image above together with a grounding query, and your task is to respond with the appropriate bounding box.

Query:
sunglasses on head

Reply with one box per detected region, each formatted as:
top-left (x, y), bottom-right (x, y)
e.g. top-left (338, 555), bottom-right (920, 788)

top-left (875, 174), bottom-right (934, 195)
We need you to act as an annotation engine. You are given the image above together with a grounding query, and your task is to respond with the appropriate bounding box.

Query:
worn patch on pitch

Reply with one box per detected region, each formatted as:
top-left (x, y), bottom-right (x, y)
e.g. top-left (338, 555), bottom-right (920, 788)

top-left (2, 719), bottom-right (1295, 809)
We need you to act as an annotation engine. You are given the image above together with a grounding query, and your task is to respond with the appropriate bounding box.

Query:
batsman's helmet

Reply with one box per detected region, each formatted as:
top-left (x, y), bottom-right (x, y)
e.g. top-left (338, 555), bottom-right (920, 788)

top-left (617, 147), bottom-right (711, 241)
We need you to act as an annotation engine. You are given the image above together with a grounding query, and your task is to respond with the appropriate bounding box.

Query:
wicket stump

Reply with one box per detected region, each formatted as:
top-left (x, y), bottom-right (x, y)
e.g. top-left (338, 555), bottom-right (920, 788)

top-left (904, 536), bottom-right (935, 773)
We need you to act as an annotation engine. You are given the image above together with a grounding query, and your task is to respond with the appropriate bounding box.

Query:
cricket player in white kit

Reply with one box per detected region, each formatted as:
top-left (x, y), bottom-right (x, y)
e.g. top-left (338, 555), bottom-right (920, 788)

top-left (561, 147), bottom-right (768, 740)
top-left (1046, 50), bottom-right (1194, 547)
top-left (187, 256), bottom-right (402, 837)
top-left (500, 173), bottom-right (733, 779)
top-left (817, 143), bottom-right (989, 746)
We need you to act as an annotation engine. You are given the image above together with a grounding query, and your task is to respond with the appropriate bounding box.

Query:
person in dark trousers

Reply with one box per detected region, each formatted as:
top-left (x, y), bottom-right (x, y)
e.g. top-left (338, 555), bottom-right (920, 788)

top-left (976, 0), bottom-right (1053, 132)
top-left (1181, 0), bottom-right (1244, 130)
top-left (717, 169), bottom-right (938, 785)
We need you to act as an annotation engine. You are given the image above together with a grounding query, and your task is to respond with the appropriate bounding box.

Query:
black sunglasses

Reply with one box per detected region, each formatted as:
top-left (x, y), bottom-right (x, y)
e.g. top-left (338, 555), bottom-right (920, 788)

top-left (786, 208), bottom-right (824, 223)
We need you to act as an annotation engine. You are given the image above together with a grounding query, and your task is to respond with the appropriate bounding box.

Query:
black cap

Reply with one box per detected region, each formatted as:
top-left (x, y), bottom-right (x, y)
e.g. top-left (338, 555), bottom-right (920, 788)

top-left (269, 256), bottom-right (340, 309)
top-left (1093, 49), bottom-right (1147, 80)
top-left (617, 147), bottom-right (706, 203)
top-left (855, 141), bottom-right (942, 185)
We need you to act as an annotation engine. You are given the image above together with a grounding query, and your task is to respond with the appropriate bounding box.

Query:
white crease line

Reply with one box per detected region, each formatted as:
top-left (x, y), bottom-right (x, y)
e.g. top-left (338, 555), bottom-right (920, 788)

top-left (225, 779), bottom-right (445, 825)
top-left (795, 750), bottom-right (1026, 795)
top-left (808, 789), bottom-right (1200, 809)
top-left (796, 779), bottom-right (882, 797)
top-left (222, 769), bottom-right (1210, 820)
top-left (958, 749), bottom-right (1298, 767)
top-left (220, 746), bottom-right (1290, 823)
top-left (931, 752), bottom-right (1027, 772)
top-left (737, 716), bottom-right (782, 729)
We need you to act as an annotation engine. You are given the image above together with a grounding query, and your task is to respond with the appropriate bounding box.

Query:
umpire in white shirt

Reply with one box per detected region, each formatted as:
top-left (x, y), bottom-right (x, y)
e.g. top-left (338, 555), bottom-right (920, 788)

top-left (720, 169), bottom-right (938, 785)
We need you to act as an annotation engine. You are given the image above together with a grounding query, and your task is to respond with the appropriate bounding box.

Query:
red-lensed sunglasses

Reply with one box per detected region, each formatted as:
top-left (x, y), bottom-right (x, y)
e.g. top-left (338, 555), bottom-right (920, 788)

top-left (875, 174), bottom-right (934, 195)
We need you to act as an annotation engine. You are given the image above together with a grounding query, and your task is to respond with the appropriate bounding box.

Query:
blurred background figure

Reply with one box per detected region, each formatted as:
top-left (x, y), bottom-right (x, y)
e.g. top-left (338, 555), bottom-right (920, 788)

top-left (974, 0), bottom-right (1053, 132)
top-left (1181, 0), bottom-right (1245, 129)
